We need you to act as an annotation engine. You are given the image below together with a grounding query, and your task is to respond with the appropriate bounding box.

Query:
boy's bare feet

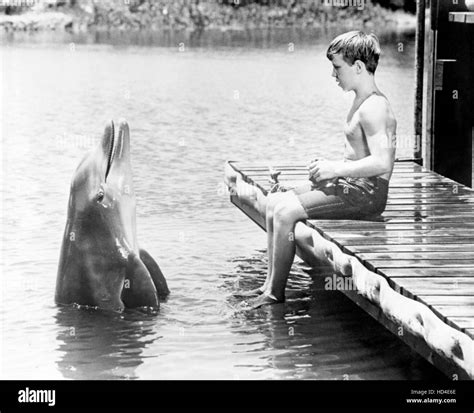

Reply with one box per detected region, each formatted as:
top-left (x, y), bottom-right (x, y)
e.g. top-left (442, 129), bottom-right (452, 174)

top-left (232, 287), bottom-right (264, 298)
top-left (240, 293), bottom-right (283, 310)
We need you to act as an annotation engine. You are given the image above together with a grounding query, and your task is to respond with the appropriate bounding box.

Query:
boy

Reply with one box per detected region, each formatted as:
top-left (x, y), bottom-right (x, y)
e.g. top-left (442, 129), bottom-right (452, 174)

top-left (226, 31), bottom-right (397, 308)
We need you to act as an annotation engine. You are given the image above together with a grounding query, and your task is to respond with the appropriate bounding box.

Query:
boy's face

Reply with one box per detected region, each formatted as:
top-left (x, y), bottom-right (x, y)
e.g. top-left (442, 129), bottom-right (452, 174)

top-left (330, 53), bottom-right (356, 91)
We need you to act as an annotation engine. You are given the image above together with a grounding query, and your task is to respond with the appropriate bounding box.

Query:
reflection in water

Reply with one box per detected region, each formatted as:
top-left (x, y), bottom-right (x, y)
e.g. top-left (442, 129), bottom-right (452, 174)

top-left (0, 27), bottom-right (415, 50)
top-left (224, 251), bottom-right (445, 380)
top-left (55, 307), bottom-right (160, 380)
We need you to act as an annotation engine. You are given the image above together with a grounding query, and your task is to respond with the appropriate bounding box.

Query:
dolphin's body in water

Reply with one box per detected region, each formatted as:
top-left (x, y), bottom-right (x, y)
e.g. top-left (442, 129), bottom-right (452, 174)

top-left (55, 120), bottom-right (169, 312)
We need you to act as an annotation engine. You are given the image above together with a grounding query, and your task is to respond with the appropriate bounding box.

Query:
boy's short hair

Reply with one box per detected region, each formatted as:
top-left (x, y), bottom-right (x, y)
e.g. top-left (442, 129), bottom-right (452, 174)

top-left (326, 31), bottom-right (381, 74)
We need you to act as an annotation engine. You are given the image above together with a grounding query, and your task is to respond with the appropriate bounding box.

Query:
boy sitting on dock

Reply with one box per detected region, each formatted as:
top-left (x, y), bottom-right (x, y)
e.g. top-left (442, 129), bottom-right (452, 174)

top-left (225, 31), bottom-right (397, 309)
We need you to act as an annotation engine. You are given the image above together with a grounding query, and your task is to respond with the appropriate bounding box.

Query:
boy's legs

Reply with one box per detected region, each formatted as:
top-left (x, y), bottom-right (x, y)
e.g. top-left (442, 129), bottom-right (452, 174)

top-left (226, 164), bottom-right (383, 306)
top-left (225, 164), bottom-right (292, 292)
top-left (241, 192), bottom-right (308, 308)
top-left (264, 192), bottom-right (308, 301)
top-left (231, 191), bottom-right (288, 297)
top-left (263, 192), bottom-right (292, 291)
top-left (244, 184), bottom-right (360, 308)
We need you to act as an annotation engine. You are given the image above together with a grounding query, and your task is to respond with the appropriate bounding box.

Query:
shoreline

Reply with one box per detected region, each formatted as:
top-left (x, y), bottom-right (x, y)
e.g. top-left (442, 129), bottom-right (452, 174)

top-left (0, 1), bottom-right (416, 33)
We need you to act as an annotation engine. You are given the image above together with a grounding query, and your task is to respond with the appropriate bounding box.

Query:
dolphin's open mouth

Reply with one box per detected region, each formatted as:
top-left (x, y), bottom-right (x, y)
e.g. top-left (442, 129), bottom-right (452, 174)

top-left (105, 122), bottom-right (115, 181)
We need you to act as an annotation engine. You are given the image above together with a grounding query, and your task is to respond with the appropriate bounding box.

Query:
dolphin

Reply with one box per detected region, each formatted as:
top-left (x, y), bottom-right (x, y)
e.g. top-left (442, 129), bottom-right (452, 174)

top-left (55, 120), bottom-right (169, 312)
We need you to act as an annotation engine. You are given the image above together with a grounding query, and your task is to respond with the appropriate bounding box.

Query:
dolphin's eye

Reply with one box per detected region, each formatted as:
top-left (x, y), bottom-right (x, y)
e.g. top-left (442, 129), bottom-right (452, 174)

top-left (97, 190), bottom-right (105, 202)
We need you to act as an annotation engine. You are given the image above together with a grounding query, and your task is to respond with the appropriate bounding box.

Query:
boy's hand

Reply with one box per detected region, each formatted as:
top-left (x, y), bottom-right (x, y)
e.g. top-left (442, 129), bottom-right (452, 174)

top-left (308, 159), bottom-right (340, 182)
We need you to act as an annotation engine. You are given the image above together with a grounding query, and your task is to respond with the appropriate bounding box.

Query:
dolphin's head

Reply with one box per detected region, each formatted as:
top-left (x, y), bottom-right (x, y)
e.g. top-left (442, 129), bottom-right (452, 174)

top-left (56, 120), bottom-right (139, 311)
top-left (57, 120), bottom-right (168, 312)
top-left (69, 119), bottom-right (137, 251)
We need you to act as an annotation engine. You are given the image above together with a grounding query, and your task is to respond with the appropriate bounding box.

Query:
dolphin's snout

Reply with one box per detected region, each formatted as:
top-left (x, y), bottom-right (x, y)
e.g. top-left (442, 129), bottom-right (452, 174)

top-left (102, 120), bottom-right (115, 181)
top-left (115, 119), bottom-right (131, 161)
top-left (101, 119), bottom-right (131, 181)
top-left (118, 118), bottom-right (129, 130)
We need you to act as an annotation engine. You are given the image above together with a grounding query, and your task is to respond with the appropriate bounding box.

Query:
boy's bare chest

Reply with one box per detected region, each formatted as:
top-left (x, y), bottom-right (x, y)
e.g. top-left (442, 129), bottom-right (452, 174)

top-left (344, 112), bottom-right (364, 142)
top-left (343, 111), bottom-right (369, 158)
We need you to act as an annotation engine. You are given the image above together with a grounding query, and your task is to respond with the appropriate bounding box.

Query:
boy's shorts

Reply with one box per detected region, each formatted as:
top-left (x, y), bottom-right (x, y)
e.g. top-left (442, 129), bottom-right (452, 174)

top-left (292, 176), bottom-right (389, 220)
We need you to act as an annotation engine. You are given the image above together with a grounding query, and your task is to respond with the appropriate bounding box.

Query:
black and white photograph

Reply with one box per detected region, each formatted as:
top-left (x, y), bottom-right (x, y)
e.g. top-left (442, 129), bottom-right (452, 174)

top-left (0, 0), bottom-right (473, 410)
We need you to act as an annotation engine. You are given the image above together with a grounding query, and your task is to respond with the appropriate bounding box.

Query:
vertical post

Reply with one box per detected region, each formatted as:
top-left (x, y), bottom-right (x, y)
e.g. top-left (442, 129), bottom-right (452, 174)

top-left (414, 0), bottom-right (425, 164)
top-left (423, 0), bottom-right (434, 170)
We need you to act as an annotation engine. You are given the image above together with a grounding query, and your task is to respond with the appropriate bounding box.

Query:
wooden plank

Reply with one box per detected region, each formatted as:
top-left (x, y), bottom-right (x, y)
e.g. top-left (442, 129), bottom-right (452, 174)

top-left (345, 243), bottom-right (474, 254)
top-left (246, 174), bottom-right (455, 183)
top-left (243, 171), bottom-right (442, 178)
top-left (326, 229), bottom-right (474, 238)
top-left (314, 215), bottom-right (474, 222)
top-left (388, 277), bottom-right (474, 296)
top-left (313, 222), bottom-right (474, 229)
top-left (314, 222), bottom-right (474, 230)
top-left (387, 191), bottom-right (473, 196)
top-left (243, 171), bottom-right (442, 179)
top-left (238, 179), bottom-right (472, 197)
top-left (388, 179), bottom-right (463, 185)
top-left (414, 297), bottom-right (474, 336)
top-left (253, 181), bottom-right (468, 192)
top-left (386, 192), bottom-right (473, 198)
top-left (347, 245), bottom-right (474, 253)
top-left (416, 295), bottom-right (474, 306)
top-left (418, 302), bottom-right (474, 335)
top-left (377, 217), bottom-right (474, 223)
top-left (388, 186), bottom-right (471, 191)
top-left (234, 163), bottom-right (466, 188)
top-left (248, 186), bottom-right (474, 207)
top-left (430, 305), bottom-right (474, 317)
top-left (235, 160), bottom-right (424, 166)
top-left (249, 179), bottom-right (471, 194)
top-left (379, 217), bottom-right (474, 222)
top-left (387, 191), bottom-right (472, 198)
top-left (389, 179), bottom-right (465, 184)
top-left (310, 224), bottom-right (474, 242)
top-left (238, 169), bottom-right (430, 175)
top-left (358, 251), bottom-right (474, 260)
top-left (233, 162), bottom-right (426, 171)
top-left (325, 227), bottom-right (474, 235)
top-left (368, 260), bottom-right (474, 269)
top-left (326, 227), bottom-right (474, 240)
top-left (378, 267), bottom-right (474, 277)
top-left (337, 237), bottom-right (474, 245)
top-left (449, 317), bottom-right (474, 329)
top-left (386, 199), bottom-right (474, 205)
top-left (322, 216), bottom-right (474, 223)
top-left (253, 187), bottom-right (472, 199)
top-left (388, 183), bottom-right (470, 188)
top-left (382, 205), bottom-right (474, 211)
top-left (379, 216), bottom-right (474, 222)
top-left (236, 163), bottom-right (432, 172)
top-left (379, 212), bottom-right (474, 218)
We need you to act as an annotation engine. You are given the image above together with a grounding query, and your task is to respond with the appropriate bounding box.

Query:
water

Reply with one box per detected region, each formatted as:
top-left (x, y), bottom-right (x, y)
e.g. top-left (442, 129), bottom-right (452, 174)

top-left (0, 28), bottom-right (442, 380)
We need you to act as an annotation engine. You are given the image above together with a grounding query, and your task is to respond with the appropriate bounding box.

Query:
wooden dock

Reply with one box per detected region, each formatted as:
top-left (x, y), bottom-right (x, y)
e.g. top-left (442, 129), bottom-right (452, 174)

top-left (227, 160), bottom-right (474, 380)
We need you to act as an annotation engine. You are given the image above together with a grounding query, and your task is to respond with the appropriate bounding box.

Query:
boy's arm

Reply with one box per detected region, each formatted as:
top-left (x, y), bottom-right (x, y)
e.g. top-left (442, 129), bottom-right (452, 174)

top-left (310, 98), bottom-right (396, 180)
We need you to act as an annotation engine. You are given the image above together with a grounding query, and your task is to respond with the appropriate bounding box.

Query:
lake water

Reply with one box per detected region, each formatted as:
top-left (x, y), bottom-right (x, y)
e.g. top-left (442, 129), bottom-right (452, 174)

top-left (0, 28), bottom-right (443, 380)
